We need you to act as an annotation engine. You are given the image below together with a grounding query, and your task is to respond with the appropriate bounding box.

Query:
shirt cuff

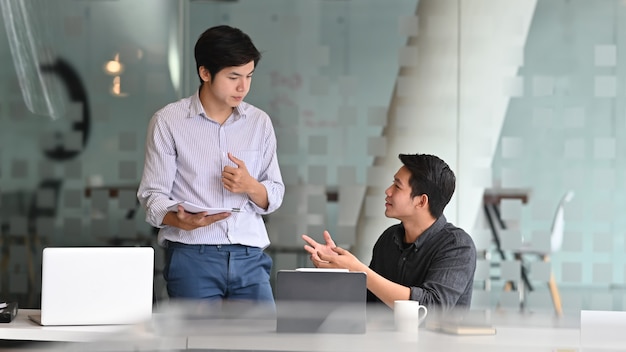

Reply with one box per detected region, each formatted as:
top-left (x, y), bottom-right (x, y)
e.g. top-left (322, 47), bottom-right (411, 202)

top-left (149, 200), bottom-right (177, 228)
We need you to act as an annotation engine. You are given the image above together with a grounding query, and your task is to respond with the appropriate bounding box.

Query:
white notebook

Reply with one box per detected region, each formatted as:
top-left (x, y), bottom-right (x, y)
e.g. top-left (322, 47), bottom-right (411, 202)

top-left (29, 247), bottom-right (154, 326)
top-left (167, 201), bottom-right (242, 214)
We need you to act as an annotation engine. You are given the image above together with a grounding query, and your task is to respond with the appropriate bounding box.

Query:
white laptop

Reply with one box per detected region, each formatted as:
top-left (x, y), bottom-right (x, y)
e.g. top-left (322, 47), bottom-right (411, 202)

top-left (29, 247), bottom-right (154, 326)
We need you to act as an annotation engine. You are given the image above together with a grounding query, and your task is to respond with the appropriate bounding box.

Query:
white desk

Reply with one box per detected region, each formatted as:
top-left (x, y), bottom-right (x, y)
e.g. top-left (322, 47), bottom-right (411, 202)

top-left (3, 308), bottom-right (621, 351)
top-left (184, 317), bottom-right (580, 352)
top-left (0, 309), bottom-right (186, 350)
top-left (0, 309), bottom-right (129, 342)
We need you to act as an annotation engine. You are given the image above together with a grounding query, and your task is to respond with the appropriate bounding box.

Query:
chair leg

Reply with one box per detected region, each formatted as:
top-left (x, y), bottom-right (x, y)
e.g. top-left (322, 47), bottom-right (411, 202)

top-left (544, 253), bottom-right (562, 317)
top-left (547, 273), bottom-right (562, 317)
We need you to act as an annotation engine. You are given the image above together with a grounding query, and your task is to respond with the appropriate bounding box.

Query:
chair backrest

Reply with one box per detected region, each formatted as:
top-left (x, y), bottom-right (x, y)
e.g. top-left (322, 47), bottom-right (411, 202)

top-left (550, 190), bottom-right (574, 253)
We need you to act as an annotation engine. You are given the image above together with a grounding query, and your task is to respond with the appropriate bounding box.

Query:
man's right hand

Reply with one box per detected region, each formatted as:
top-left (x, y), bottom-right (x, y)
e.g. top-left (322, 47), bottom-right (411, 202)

top-left (163, 205), bottom-right (230, 231)
top-left (302, 230), bottom-right (338, 263)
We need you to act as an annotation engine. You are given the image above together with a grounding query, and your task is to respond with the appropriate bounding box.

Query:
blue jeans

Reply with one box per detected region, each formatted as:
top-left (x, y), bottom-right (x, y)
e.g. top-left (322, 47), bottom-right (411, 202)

top-left (164, 241), bottom-right (274, 306)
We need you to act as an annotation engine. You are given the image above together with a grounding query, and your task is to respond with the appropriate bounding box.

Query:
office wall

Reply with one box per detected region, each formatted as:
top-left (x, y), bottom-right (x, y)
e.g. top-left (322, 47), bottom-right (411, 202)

top-left (491, 0), bottom-right (626, 310)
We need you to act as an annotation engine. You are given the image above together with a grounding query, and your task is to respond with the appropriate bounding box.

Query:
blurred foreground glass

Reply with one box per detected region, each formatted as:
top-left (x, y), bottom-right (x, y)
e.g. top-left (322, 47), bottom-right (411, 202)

top-left (0, 0), bottom-right (66, 119)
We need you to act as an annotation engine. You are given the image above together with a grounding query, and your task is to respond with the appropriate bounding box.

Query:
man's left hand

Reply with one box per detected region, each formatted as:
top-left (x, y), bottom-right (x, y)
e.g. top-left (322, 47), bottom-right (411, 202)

top-left (315, 246), bottom-right (365, 272)
top-left (222, 153), bottom-right (254, 194)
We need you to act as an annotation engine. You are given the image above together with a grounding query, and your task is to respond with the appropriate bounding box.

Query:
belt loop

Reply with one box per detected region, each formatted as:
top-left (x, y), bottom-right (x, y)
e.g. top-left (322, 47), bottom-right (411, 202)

top-left (246, 246), bottom-right (250, 255)
top-left (200, 244), bottom-right (205, 254)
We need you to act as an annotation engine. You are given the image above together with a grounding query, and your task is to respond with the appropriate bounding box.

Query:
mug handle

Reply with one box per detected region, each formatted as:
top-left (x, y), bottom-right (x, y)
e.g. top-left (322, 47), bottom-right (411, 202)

top-left (418, 305), bottom-right (428, 322)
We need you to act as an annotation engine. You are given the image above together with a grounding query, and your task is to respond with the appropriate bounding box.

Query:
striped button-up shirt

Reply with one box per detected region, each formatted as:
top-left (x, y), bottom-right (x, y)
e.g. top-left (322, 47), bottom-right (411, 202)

top-left (137, 91), bottom-right (284, 248)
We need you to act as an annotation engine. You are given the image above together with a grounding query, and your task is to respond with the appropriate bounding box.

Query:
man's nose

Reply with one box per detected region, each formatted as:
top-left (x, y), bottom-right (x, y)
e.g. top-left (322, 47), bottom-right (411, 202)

top-left (238, 79), bottom-right (249, 92)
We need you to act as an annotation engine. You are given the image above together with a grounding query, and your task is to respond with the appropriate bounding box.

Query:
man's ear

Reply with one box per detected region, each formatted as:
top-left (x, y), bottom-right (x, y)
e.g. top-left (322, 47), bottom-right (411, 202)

top-left (199, 66), bottom-right (211, 83)
top-left (414, 194), bottom-right (429, 209)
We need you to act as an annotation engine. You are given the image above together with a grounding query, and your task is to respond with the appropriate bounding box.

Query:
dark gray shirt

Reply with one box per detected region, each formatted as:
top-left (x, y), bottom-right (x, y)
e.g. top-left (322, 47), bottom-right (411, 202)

top-left (367, 216), bottom-right (476, 313)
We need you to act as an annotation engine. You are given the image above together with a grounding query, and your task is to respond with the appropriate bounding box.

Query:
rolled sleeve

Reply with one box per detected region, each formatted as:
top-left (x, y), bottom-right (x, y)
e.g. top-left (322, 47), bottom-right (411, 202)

top-left (409, 236), bottom-right (476, 311)
top-left (144, 197), bottom-right (177, 228)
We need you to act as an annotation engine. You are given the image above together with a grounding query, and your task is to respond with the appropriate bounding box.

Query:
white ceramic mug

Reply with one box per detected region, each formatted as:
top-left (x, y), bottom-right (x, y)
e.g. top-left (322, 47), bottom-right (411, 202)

top-left (394, 300), bottom-right (428, 334)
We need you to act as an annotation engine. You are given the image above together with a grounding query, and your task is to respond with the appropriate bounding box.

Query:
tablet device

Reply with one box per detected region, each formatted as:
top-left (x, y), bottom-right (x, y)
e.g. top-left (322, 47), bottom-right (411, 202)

top-left (275, 269), bottom-right (367, 334)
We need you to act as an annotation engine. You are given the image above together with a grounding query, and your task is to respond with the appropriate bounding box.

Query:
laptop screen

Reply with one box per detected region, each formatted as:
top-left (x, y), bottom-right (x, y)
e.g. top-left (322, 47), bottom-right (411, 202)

top-left (36, 247), bottom-right (154, 326)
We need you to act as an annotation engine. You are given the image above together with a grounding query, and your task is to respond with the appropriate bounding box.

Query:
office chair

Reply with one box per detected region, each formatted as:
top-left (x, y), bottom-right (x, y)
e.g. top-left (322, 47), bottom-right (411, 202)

top-left (514, 190), bottom-right (574, 316)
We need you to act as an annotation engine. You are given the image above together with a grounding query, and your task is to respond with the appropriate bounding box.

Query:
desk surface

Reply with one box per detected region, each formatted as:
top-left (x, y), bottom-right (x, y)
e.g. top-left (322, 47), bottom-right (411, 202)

top-left (0, 309), bottom-right (185, 350)
top-left (0, 309), bottom-right (128, 342)
top-left (183, 317), bottom-right (580, 352)
top-left (0, 308), bottom-right (604, 352)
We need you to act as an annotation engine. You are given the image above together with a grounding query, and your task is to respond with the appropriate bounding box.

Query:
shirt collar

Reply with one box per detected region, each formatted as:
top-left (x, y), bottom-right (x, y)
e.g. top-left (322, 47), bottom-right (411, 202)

top-left (189, 90), bottom-right (248, 121)
top-left (233, 104), bottom-right (247, 120)
top-left (189, 91), bottom-right (205, 118)
top-left (393, 215), bottom-right (448, 249)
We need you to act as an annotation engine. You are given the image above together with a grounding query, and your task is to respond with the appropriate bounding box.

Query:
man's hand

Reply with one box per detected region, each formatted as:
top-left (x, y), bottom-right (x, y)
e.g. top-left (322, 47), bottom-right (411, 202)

top-left (222, 152), bottom-right (269, 209)
top-left (164, 205), bottom-right (230, 231)
top-left (316, 247), bottom-right (365, 272)
top-left (222, 153), bottom-right (254, 194)
top-left (302, 231), bottom-right (337, 263)
top-left (302, 231), bottom-right (366, 272)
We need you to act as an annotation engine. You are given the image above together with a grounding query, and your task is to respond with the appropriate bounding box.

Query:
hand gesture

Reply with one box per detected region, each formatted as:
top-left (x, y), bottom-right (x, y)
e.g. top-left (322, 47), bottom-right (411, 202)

top-left (222, 153), bottom-right (254, 194)
top-left (302, 230), bottom-right (338, 263)
top-left (316, 246), bottom-right (362, 271)
top-left (302, 231), bottom-right (365, 271)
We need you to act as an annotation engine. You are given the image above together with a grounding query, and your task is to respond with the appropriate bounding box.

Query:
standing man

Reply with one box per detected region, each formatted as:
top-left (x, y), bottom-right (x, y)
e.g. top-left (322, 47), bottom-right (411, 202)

top-left (302, 154), bottom-right (476, 314)
top-left (138, 25), bottom-right (284, 307)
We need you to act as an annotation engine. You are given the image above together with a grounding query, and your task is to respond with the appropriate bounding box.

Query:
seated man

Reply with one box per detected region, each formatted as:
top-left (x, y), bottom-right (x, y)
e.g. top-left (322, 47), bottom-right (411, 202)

top-left (302, 153), bottom-right (476, 314)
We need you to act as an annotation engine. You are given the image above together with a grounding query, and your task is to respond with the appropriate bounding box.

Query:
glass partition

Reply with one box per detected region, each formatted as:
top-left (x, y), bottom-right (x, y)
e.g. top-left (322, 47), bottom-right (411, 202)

top-left (0, 0), bottom-right (624, 315)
